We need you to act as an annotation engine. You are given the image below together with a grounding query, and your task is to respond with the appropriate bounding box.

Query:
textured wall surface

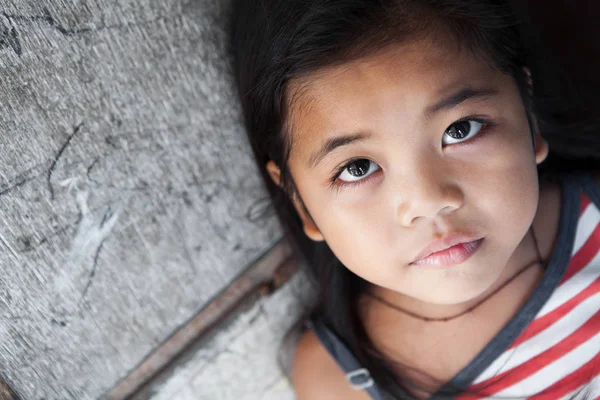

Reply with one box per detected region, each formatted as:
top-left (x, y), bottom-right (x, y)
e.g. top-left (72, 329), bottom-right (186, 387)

top-left (148, 271), bottom-right (314, 400)
top-left (0, 1), bottom-right (282, 399)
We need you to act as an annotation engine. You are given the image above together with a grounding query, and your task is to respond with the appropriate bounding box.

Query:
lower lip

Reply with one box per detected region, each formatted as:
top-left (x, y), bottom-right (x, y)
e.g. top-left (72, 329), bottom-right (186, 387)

top-left (411, 238), bottom-right (484, 268)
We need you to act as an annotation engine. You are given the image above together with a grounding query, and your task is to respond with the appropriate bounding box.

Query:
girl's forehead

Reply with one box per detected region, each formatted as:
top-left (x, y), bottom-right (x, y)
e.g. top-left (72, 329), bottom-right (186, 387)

top-left (289, 38), bottom-right (499, 120)
top-left (285, 39), bottom-right (508, 162)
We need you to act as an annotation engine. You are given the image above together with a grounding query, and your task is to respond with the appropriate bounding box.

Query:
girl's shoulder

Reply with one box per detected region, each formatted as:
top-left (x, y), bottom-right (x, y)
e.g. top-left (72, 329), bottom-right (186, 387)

top-left (291, 328), bottom-right (371, 400)
top-left (536, 170), bottom-right (600, 261)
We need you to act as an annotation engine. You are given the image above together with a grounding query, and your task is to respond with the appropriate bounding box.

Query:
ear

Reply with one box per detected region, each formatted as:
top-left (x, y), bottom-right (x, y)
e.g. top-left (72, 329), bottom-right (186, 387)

top-left (265, 160), bottom-right (325, 241)
top-left (534, 132), bottom-right (549, 165)
top-left (266, 160), bottom-right (282, 187)
top-left (521, 67), bottom-right (549, 165)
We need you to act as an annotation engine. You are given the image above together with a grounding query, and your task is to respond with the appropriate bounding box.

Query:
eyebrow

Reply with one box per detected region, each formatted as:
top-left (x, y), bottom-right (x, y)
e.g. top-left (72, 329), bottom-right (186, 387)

top-left (308, 132), bottom-right (370, 168)
top-left (307, 86), bottom-right (498, 168)
top-left (425, 86), bottom-right (498, 117)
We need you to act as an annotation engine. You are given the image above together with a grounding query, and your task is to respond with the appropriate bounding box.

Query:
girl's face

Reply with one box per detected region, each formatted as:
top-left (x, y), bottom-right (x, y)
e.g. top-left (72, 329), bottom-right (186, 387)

top-left (273, 38), bottom-right (548, 305)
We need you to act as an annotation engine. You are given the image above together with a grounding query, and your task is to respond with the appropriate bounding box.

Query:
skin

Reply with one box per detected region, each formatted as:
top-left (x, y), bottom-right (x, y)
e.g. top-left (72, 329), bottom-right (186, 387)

top-left (266, 38), bottom-right (554, 396)
top-left (269, 37), bottom-right (549, 308)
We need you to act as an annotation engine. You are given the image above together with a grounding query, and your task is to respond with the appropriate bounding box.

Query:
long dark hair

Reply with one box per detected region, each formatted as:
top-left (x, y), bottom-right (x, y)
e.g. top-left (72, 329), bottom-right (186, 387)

top-left (229, 0), bottom-right (600, 397)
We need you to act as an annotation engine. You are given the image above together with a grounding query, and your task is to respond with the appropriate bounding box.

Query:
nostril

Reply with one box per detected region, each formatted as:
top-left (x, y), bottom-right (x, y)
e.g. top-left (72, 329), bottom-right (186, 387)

top-left (409, 215), bottom-right (420, 225)
top-left (440, 205), bottom-right (457, 215)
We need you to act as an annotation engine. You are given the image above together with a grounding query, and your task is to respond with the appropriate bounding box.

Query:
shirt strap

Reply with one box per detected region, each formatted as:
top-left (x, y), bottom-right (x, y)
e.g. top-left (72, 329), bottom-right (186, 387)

top-left (305, 319), bottom-right (386, 400)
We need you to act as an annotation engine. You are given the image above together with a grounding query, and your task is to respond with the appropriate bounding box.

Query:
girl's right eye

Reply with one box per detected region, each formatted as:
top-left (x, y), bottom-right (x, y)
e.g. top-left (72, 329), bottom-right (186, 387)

top-left (335, 159), bottom-right (381, 183)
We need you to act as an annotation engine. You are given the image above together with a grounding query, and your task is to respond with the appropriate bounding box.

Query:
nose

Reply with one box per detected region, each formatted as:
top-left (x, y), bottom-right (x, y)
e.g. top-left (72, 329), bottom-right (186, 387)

top-left (397, 162), bottom-right (463, 227)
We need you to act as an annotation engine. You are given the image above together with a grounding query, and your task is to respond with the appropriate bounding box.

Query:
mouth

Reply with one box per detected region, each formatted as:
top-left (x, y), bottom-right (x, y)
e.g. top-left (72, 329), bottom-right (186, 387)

top-left (410, 236), bottom-right (485, 268)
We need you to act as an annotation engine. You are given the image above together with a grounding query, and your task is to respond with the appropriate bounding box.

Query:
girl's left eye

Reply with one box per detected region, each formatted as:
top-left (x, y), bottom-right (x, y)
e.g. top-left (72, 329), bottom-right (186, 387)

top-left (442, 119), bottom-right (485, 146)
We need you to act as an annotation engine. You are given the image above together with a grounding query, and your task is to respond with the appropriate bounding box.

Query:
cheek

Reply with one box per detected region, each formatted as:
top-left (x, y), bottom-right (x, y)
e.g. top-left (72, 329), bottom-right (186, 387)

top-left (312, 200), bottom-right (396, 282)
top-left (464, 128), bottom-right (540, 242)
top-left (458, 121), bottom-right (537, 184)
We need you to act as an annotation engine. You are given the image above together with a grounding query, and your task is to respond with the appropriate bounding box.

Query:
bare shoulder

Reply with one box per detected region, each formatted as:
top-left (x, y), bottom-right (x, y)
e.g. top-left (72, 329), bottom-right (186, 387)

top-left (292, 329), bottom-right (371, 400)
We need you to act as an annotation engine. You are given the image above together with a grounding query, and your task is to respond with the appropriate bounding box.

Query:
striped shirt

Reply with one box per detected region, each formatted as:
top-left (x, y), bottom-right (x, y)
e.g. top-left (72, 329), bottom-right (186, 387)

top-left (458, 180), bottom-right (600, 398)
top-left (308, 174), bottom-right (600, 399)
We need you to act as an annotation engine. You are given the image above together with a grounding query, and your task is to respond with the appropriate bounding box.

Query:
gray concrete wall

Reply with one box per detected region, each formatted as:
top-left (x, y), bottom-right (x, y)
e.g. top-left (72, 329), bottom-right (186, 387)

top-left (0, 0), bottom-right (285, 399)
top-left (148, 271), bottom-right (313, 400)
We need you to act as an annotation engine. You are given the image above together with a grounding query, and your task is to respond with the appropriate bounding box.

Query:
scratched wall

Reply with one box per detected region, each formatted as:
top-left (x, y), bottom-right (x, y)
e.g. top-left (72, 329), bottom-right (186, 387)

top-left (0, 1), bottom-right (282, 399)
top-left (147, 271), bottom-right (314, 400)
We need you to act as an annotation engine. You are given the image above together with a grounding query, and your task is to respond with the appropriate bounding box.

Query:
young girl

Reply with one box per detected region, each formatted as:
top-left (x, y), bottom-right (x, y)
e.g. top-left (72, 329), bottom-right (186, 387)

top-left (230, 0), bottom-right (600, 398)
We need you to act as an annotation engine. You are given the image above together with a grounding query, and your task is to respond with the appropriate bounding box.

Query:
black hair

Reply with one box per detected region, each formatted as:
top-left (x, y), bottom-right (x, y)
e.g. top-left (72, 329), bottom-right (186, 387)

top-left (229, 0), bottom-right (600, 397)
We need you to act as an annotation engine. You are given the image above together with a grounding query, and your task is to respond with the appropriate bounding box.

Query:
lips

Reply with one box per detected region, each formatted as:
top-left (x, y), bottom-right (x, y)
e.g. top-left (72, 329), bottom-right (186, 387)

top-left (410, 234), bottom-right (484, 267)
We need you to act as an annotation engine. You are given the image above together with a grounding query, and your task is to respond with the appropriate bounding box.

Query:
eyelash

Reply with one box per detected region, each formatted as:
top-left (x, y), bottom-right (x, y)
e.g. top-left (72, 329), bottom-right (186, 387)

top-left (328, 116), bottom-right (493, 191)
top-left (329, 166), bottom-right (375, 192)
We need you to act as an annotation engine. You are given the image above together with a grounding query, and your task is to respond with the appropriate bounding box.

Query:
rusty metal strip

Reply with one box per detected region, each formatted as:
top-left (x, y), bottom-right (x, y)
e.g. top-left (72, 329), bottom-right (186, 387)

top-left (105, 237), bottom-right (297, 400)
top-left (0, 380), bottom-right (19, 400)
